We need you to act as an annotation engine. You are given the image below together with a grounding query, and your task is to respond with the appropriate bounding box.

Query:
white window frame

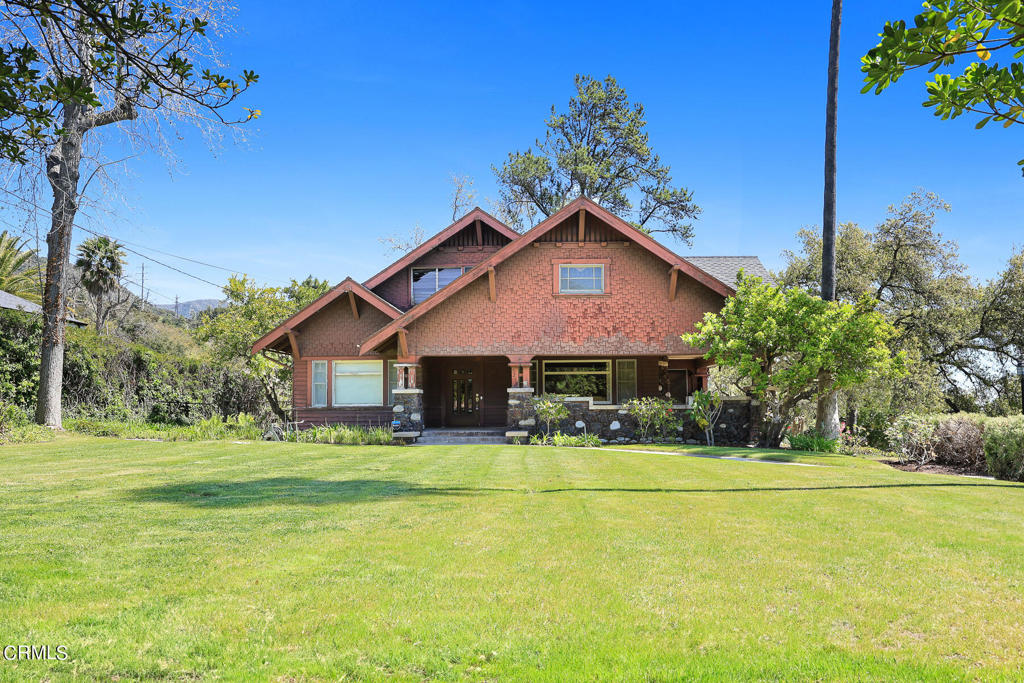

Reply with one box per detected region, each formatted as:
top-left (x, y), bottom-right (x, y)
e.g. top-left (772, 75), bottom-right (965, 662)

top-left (332, 360), bottom-right (384, 406)
top-left (541, 359), bottom-right (612, 403)
top-left (558, 264), bottom-right (605, 294)
top-left (311, 360), bottom-right (328, 408)
top-left (616, 359), bottom-right (637, 403)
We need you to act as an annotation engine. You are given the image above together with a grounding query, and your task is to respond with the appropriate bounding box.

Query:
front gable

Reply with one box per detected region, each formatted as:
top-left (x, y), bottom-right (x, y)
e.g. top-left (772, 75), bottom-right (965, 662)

top-left (360, 197), bottom-right (736, 357)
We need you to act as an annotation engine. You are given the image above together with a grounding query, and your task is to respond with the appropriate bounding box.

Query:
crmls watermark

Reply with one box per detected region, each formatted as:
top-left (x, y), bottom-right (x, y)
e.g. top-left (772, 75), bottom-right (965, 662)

top-left (2, 645), bottom-right (69, 661)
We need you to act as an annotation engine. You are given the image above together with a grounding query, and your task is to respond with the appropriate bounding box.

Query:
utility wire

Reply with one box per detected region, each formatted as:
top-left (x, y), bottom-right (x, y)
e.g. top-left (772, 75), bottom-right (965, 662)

top-left (0, 187), bottom-right (290, 287)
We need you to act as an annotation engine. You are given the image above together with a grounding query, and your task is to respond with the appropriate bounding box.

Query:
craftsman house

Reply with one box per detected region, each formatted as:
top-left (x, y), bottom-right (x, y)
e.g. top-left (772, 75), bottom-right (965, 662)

top-left (251, 197), bottom-right (770, 441)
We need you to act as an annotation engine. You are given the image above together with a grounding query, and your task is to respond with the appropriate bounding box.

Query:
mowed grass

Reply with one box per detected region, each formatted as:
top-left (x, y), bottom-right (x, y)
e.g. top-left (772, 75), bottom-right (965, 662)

top-left (2, 437), bottom-right (1024, 681)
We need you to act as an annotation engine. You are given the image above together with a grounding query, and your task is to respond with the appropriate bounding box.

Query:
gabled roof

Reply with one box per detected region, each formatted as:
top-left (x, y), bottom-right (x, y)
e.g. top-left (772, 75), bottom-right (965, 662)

top-left (358, 197), bottom-right (737, 355)
top-left (684, 256), bottom-right (773, 289)
top-left (251, 277), bottom-right (401, 354)
top-left (0, 289), bottom-right (86, 327)
top-left (362, 207), bottom-right (520, 290)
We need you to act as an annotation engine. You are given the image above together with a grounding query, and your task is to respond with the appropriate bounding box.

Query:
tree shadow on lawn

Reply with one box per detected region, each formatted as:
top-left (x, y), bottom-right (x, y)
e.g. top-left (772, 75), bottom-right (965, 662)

top-left (129, 477), bottom-right (478, 507)
top-left (129, 477), bottom-right (1024, 507)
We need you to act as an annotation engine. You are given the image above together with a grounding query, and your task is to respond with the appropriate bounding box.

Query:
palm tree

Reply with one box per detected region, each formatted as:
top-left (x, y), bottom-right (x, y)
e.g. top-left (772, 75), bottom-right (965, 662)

top-left (0, 230), bottom-right (41, 303)
top-left (817, 0), bottom-right (843, 440)
top-left (74, 235), bottom-right (125, 332)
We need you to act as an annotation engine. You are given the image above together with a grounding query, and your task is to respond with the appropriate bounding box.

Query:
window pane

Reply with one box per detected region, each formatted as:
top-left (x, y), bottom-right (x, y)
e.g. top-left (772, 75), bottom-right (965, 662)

top-left (312, 361), bottom-right (327, 407)
top-left (558, 265), bottom-right (604, 293)
top-left (333, 361), bottom-right (383, 405)
top-left (436, 267), bottom-right (463, 288)
top-left (542, 360), bottom-right (611, 402)
top-left (387, 360), bottom-right (398, 405)
top-left (411, 268), bottom-right (437, 304)
top-left (616, 359), bottom-right (637, 403)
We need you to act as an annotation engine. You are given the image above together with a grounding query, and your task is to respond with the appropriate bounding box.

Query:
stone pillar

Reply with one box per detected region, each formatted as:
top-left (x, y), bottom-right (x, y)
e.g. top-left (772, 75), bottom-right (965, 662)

top-left (507, 387), bottom-right (536, 432)
top-left (392, 363), bottom-right (422, 434)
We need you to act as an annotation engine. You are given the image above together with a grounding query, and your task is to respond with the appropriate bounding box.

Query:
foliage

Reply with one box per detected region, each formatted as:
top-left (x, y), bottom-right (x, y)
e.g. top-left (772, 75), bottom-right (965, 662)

top-left (0, 309), bottom-right (42, 408)
top-left (544, 373), bottom-right (604, 399)
top-left (283, 424), bottom-right (394, 446)
top-left (195, 275), bottom-right (330, 421)
top-left (624, 396), bottom-right (678, 441)
top-left (983, 417), bottom-right (1024, 481)
top-left (861, 0), bottom-right (1024, 172)
top-left (0, 401), bottom-right (48, 443)
top-left (690, 389), bottom-right (724, 446)
top-left (885, 414), bottom-right (939, 466)
top-left (67, 414), bottom-right (264, 442)
top-left (550, 431), bottom-right (601, 448)
top-left (493, 75), bottom-right (700, 242)
top-left (0, 0), bottom-right (259, 164)
top-left (778, 192), bottom-right (1024, 414)
top-left (684, 276), bottom-right (902, 448)
top-left (0, 229), bottom-right (40, 302)
top-left (787, 430), bottom-right (839, 453)
top-left (531, 394), bottom-right (570, 435)
top-left (74, 235), bottom-right (127, 331)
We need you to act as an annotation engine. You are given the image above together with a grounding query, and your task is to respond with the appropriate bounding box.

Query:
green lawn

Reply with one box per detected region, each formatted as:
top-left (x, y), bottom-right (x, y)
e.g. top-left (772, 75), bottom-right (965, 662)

top-left (2, 436), bottom-right (1024, 681)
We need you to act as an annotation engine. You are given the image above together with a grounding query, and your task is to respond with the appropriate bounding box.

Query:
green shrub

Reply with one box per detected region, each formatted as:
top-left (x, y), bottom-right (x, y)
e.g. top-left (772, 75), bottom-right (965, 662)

top-left (537, 431), bottom-right (601, 448)
top-left (983, 418), bottom-right (1024, 482)
top-left (65, 414), bottom-right (264, 442)
top-left (282, 423), bottom-right (393, 446)
top-left (532, 395), bottom-right (570, 435)
top-left (787, 430), bottom-right (839, 453)
top-left (624, 397), bottom-right (677, 441)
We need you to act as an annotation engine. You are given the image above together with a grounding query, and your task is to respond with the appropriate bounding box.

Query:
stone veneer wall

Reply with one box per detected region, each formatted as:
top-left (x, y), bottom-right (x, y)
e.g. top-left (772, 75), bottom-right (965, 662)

top-left (507, 392), bottom-right (754, 446)
top-left (391, 389), bottom-right (424, 433)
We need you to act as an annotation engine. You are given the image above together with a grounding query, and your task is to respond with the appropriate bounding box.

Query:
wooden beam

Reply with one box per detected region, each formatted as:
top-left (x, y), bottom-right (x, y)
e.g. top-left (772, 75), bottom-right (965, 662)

top-left (397, 328), bottom-right (409, 358)
top-left (347, 290), bottom-right (359, 319)
top-left (475, 219), bottom-right (483, 246)
top-left (577, 208), bottom-right (585, 242)
top-left (487, 266), bottom-right (496, 302)
top-left (285, 328), bottom-right (300, 359)
top-left (669, 266), bottom-right (680, 302)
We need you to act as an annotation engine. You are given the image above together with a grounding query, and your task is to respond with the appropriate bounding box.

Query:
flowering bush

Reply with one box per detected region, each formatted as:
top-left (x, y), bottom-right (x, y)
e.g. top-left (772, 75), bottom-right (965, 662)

top-left (532, 394), bottom-right (570, 436)
top-left (624, 397), bottom-right (677, 441)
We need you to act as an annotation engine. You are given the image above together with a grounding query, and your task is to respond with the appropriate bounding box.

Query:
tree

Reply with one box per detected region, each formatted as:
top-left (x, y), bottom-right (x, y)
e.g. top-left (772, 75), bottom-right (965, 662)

top-left (777, 191), bottom-right (1003, 417)
top-left (194, 275), bottom-right (329, 422)
top-left (817, 0), bottom-right (843, 440)
top-left (1, 2), bottom-right (258, 427)
top-left (493, 75), bottom-right (701, 242)
top-left (0, 230), bottom-right (40, 301)
top-left (74, 235), bottom-right (125, 332)
top-left (449, 173), bottom-right (476, 221)
top-left (683, 276), bottom-right (901, 448)
top-left (861, 1), bottom-right (1024, 173)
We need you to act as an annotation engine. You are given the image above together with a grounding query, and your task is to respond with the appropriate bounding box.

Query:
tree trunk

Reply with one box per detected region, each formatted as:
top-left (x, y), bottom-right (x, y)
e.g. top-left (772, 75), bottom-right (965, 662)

top-left (816, 0), bottom-right (842, 439)
top-left (35, 106), bottom-right (85, 427)
top-left (816, 371), bottom-right (841, 440)
top-left (96, 291), bottom-right (104, 334)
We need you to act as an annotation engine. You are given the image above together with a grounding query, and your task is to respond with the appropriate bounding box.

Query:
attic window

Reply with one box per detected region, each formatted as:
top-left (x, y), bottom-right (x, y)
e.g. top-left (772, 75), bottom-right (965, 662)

top-left (558, 264), bottom-right (605, 294)
top-left (411, 267), bottom-right (469, 304)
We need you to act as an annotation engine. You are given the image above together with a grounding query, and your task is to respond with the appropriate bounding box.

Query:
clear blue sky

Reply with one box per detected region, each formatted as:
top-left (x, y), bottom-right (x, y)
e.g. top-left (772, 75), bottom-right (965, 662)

top-left (84, 0), bottom-right (1023, 303)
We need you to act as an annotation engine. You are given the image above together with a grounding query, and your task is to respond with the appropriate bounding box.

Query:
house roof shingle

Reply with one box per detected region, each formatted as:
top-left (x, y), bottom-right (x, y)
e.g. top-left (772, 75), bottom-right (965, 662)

top-left (0, 289), bottom-right (87, 327)
top-left (683, 256), bottom-right (773, 290)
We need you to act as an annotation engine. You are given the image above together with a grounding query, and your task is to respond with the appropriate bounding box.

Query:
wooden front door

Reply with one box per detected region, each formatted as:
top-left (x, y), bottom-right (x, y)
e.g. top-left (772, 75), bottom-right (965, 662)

top-left (446, 365), bottom-right (480, 426)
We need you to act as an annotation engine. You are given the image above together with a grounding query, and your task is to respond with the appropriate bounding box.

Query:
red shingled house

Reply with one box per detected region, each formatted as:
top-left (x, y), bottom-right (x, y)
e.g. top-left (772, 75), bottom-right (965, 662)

top-left (251, 197), bottom-right (769, 441)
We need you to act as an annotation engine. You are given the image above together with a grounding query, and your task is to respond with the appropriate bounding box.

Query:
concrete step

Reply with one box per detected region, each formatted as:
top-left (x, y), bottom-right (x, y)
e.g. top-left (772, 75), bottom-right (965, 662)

top-left (415, 437), bottom-right (508, 446)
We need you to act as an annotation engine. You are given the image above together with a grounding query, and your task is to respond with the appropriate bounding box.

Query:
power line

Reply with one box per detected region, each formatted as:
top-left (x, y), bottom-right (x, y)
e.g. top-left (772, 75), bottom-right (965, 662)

top-left (0, 187), bottom-right (290, 287)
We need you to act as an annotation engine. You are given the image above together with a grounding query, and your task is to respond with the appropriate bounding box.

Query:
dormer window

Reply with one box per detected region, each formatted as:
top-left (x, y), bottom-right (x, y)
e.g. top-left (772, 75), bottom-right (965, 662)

top-left (411, 267), bottom-right (469, 304)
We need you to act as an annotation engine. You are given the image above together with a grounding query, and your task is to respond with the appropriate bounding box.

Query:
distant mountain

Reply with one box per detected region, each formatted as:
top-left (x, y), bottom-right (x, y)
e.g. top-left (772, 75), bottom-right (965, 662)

top-left (155, 298), bottom-right (222, 318)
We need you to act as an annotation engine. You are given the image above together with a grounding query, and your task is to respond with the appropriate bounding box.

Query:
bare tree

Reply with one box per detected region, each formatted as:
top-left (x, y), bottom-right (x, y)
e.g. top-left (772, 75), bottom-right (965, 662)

top-left (0, 1), bottom-right (258, 427)
top-left (449, 173), bottom-right (476, 220)
top-left (378, 223), bottom-right (426, 255)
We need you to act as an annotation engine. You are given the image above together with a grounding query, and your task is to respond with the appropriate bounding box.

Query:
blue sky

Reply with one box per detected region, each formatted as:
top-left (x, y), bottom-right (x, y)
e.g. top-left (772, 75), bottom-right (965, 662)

top-left (75, 0), bottom-right (1023, 303)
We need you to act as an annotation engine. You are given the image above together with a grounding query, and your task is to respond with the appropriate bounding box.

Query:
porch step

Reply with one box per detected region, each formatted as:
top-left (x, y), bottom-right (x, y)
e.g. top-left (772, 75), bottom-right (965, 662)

top-left (414, 428), bottom-right (509, 446)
